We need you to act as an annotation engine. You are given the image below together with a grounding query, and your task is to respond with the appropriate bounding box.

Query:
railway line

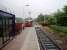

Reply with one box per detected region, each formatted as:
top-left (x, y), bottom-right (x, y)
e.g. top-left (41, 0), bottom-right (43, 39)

top-left (35, 27), bottom-right (61, 50)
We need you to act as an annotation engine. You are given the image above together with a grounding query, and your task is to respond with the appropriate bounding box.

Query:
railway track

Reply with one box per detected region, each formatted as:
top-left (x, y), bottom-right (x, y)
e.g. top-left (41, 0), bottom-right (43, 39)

top-left (35, 27), bottom-right (61, 50)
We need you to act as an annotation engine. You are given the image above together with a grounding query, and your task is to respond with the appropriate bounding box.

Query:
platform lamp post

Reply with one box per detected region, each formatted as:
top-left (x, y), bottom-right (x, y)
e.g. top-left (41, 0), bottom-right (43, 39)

top-left (25, 4), bottom-right (31, 18)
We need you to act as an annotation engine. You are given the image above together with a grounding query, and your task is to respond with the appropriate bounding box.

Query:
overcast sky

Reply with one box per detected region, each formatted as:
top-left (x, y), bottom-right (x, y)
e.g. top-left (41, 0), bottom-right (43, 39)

top-left (0, 0), bottom-right (67, 18)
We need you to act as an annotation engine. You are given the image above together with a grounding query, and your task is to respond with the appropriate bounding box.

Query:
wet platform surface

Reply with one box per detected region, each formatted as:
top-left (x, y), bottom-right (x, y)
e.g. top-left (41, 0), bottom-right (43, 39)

top-left (2, 27), bottom-right (40, 50)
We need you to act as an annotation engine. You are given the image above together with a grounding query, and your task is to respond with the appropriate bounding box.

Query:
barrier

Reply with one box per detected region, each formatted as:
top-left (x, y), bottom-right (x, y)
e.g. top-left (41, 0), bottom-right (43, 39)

top-left (0, 10), bottom-right (15, 49)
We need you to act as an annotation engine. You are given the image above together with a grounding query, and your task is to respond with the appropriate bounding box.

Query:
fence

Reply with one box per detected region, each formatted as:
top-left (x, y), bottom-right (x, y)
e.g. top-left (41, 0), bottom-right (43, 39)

top-left (0, 10), bottom-right (15, 49)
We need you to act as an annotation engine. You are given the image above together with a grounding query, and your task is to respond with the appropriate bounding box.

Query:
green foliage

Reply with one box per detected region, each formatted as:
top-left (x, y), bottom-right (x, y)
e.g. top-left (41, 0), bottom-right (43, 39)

top-left (37, 14), bottom-right (44, 22)
top-left (57, 17), bottom-right (67, 26)
top-left (47, 16), bottom-right (56, 25)
top-left (53, 8), bottom-right (67, 26)
top-left (53, 10), bottom-right (64, 24)
top-left (63, 5), bottom-right (67, 14)
top-left (50, 25), bottom-right (67, 34)
top-left (16, 17), bottom-right (23, 23)
top-left (36, 5), bottom-right (67, 26)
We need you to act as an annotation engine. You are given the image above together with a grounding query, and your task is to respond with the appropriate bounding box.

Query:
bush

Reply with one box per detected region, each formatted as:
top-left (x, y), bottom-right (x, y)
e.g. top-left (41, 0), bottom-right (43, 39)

top-left (57, 17), bottom-right (67, 26)
top-left (39, 22), bottom-right (50, 26)
top-left (50, 25), bottom-right (67, 34)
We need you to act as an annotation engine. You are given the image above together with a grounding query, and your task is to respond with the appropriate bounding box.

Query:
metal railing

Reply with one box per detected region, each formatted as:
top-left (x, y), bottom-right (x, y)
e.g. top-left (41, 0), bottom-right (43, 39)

top-left (0, 10), bottom-right (15, 49)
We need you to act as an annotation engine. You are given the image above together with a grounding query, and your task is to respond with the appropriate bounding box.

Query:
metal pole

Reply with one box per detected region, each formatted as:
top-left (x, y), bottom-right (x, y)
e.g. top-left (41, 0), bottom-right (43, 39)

top-left (25, 5), bottom-right (31, 18)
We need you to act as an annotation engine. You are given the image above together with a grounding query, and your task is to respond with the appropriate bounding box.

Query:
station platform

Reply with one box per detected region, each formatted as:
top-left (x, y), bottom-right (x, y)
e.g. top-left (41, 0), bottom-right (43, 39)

top-left (2, 27), bottom-right (40, 50)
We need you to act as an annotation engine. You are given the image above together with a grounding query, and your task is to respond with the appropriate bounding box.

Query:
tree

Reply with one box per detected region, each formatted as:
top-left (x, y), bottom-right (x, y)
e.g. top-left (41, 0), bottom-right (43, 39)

top-left (53, 9), bottom-right (64, 25)
top-left (36, 5), bottom-right (67, 26)
top-left (37, 14), bottom-right (44, 22)
top-left (63, 5), bottom-right (67, 15)
top-left (16, 17), bottom-right (23, 23)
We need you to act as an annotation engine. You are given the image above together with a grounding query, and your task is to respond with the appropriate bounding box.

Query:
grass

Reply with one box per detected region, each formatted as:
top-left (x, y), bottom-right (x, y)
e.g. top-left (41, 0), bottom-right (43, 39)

top-left (50, 25), bottom-right (67, 34)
